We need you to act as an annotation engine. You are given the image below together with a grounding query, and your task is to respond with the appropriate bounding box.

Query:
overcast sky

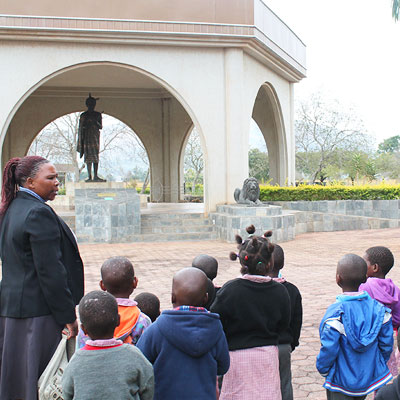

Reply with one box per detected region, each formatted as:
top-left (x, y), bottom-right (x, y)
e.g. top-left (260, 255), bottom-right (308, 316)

top-left (263, 0), bottom-right (400, 146)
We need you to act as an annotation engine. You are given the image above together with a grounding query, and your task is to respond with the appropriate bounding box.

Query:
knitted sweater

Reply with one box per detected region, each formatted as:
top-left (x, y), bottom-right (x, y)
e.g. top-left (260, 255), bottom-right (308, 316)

top-left (211, 276), bottom-right (291, 350)
top-left (62, 344), bottom-right (154, 400)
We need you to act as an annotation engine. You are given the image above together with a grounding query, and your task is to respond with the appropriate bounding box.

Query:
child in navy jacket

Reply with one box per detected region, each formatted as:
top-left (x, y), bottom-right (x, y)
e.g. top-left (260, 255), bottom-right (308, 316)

top-left (137, 267), bottom-right (230, 400)
top-left (317, 254), bottom-right (393, 399)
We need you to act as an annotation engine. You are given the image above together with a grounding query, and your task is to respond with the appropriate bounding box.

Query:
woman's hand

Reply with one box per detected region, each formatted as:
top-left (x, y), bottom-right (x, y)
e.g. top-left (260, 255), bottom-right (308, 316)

top-left (63, 320), bottom-right (79, 339)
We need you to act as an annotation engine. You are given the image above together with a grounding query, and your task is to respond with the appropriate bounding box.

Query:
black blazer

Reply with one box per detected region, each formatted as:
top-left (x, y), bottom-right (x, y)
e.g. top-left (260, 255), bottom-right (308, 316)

top-left (0, 191), bottom-right (84, 325)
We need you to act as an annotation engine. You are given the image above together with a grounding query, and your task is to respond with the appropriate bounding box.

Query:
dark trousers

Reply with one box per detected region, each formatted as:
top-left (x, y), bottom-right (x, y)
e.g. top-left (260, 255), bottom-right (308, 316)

top-left (327, 390), bottom-right (366, 400)
top-left (278, 344), bottom-right (293, 400)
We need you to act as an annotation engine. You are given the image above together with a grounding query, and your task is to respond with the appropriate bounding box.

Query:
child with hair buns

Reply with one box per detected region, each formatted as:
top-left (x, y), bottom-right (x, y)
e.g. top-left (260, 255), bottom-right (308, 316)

top-left (211, 225), bottom-right (291, 400)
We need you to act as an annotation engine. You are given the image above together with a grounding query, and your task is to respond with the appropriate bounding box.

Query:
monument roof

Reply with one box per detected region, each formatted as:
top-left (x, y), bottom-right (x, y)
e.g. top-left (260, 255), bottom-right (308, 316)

top-left (0, 0), bottom-right (306, 81)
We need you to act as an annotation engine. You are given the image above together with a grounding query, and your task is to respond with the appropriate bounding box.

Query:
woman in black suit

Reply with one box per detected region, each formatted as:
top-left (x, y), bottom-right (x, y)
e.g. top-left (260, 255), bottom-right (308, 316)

top-left (0, 156), bottom-right (84, 400)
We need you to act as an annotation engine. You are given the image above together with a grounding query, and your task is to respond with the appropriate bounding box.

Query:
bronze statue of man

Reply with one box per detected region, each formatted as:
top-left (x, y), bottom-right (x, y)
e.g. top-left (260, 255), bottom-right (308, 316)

top-left (77, 94), bottom-right (105, 182)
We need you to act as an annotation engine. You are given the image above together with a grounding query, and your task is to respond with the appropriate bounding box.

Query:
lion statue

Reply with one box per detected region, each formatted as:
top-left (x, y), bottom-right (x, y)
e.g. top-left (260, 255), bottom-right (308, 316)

top-left (234, 177), bottom-right (262, 205)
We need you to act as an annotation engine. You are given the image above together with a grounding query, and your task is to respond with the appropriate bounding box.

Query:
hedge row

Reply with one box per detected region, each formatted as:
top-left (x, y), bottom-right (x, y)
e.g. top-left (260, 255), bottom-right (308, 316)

top-left (136, 187), bottom-right (151, 194)
top-left (259, 184), bottom-right (400, 201)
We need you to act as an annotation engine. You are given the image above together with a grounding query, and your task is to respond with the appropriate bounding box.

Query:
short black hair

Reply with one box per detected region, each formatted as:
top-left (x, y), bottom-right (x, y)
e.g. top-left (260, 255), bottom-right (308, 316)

top-left (101, 256), bottom-right (135, 295)
top-left (192, 254), bottom-right (218, 281)
top-left (337, 254), bottom-right (367, 288)
top-left (134, 292), bottom-right (161, 322)
top-left (205, 278), bottom-right (216, 309)
top-left (365, 246), bottom-right (395, 275)
top-left (79, 291), bottom-right (119, 338)
top-left (273, 244), bottom-right (285, 270)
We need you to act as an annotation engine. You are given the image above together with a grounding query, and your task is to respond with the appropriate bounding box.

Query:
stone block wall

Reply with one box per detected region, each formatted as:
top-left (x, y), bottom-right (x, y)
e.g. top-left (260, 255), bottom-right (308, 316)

top-left (269, 200), bottom-right (400, 219)
top-left (210, 204), bottom-right (296, 243)
top-left (75, 187), bottom-right (140, 243)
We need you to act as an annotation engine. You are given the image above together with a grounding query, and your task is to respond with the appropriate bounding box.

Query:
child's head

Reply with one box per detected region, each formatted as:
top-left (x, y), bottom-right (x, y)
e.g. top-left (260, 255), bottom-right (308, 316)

top-left (134, 292), bottom-right (161, 322)
top-left (336, 254), bottom-right (367, 292)
top-left (205, 278), bottom-right (216, 309)
top-left (229, 225), bottom-right (274, 276)
top-left (192, 254), bottom-right (218, 281)
top-left (100, 256), bottom-right (138, 298)
top-left (269, 244), bottom-right (284, 277)
top-left (79, 290), bottom-right (120, 340)
top-left (171, 267), bottom-right (208, 308)
top-left (363, 246), bottom-right (394, 278)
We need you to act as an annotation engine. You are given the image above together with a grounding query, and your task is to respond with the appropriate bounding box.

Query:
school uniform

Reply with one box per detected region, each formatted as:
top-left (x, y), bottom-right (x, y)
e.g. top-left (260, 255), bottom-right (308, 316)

top-left (211, 274), bottom-right (291, 400)
top-left (274, 277), bottom-right (303, 400)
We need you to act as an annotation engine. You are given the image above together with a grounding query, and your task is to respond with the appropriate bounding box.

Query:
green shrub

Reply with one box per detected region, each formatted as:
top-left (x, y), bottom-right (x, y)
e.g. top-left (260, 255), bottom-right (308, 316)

top-left (259, 183), bottom-right (400, 201)
top-left (57, 188), bottom-right (66, 195)
top-left (136, 187), bottom-right (150, 194)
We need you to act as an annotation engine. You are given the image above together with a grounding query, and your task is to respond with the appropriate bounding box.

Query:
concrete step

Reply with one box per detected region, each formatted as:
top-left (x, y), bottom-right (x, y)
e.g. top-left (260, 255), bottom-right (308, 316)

top-left (59, 211), bottom-right (217, 242)
top-left (141, 212), bottom-right (204, 220)
top-left (141, 217), bottom-right (213, 228)
top-left (131, 231), bottom-right (219, 242)
top-left (141, 224), bottom-right (215, 234)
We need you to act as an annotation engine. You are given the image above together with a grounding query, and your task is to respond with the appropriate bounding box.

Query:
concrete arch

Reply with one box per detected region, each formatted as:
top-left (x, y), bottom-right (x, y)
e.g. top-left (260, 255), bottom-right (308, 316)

top-left (2, 61), bottom-right (207, 204)
top-left (251, 82), bottom-right (287, 185)
top-left (1, 61), bottom-right (205, 149)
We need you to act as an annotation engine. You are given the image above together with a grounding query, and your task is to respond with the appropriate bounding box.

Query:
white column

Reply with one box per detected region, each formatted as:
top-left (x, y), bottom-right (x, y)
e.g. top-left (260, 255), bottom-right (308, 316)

top-left (224, 48), bottom-right (248, 203)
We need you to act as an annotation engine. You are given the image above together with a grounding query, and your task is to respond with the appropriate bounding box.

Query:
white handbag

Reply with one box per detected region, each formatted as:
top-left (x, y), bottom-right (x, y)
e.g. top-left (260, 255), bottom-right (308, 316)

top-left (38, 332), bottom-right (76, 400)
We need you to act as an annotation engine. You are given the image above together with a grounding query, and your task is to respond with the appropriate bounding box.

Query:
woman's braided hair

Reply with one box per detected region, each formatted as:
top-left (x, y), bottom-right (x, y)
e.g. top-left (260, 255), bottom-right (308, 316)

top-left (229, 225), bottom-right (274, 275)
top-left (0, 156), bottom-right (49, 217)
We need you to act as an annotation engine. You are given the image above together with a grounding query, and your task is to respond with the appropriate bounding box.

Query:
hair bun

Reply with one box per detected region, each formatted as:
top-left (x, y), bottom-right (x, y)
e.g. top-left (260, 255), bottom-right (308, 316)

top-left (235, 234), bottom-right (243, 245)
top-left (229, 252), bottom-right (238, 261)
top-left (246, 225), bottom-right (256, 234)
top-left (263, 230), bottom-right (273, 238)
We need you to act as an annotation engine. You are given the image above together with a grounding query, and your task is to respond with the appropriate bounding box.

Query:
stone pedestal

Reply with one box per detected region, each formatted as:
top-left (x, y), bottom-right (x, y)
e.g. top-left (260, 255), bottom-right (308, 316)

top-left (210, 204), bottom-right (295, 243)
top-left (75, 184), bottom-right (140, 243)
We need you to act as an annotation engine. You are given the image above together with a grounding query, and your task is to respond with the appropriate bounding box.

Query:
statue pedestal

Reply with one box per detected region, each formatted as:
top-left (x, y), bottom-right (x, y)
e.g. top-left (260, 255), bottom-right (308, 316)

top-left (210, 204), bottom-right (295, 243)
top-left (74, 185), bottom-right (140, 243)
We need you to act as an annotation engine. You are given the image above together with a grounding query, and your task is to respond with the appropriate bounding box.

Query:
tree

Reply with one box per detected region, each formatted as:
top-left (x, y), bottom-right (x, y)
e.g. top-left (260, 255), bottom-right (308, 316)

top-left (184, 129), bottom-right (204, 193)
top-left (393, 0), bottom-right (399, 21)
top-left (345, 152), bottom-right (376, 184)
top-left (375, 152), bottom-right (400, 179)
top-left (295, 93), bottom-right (373, 183)
top-left (378, 135), bottom-right (400, 153)
top-left (248, 148), bottom-right (269, 182)
top-left (28, 113), bottom-right (83, 180)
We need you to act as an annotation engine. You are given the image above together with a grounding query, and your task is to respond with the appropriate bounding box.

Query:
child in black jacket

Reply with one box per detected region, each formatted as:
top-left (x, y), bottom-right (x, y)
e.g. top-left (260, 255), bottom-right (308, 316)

top-left (268, 244), bottom-right (303, 400)
top-left (211, 226), bottom-right (290, 400)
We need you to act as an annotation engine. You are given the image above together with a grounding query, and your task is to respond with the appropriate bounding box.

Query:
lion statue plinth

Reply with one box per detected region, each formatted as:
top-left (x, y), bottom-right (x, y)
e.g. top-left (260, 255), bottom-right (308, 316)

top-left (234, 178), bottom-right (262, 205)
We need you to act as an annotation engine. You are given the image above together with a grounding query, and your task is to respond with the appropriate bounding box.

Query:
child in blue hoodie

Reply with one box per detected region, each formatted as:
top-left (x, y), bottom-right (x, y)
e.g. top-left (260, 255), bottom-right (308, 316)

top-left (136, 267), bottom-right (230, 400)
top-left (317, 254), bottom-right (393, 399)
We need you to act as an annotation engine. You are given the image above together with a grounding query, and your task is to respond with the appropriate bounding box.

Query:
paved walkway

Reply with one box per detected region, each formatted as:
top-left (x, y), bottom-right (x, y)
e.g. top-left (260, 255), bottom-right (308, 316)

top-left (79, 228), bottom-right (400, 399)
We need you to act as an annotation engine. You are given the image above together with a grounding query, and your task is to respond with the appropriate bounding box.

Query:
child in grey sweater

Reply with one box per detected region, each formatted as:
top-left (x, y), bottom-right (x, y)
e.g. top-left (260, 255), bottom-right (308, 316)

top-left (62, 291), bottom-right (154, 400)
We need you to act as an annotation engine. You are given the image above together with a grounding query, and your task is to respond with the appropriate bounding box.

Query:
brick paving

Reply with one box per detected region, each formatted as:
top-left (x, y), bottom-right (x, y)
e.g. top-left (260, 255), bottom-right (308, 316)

top-left (79, 228), bottom-right (400, 399)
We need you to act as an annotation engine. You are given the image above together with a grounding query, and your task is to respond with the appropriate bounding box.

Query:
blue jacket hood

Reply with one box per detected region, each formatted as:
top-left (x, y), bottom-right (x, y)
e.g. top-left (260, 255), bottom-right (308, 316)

top-left (157, 310), bottom-right (224, 357)
top-left (336, 292), bottom-right (386, 352)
